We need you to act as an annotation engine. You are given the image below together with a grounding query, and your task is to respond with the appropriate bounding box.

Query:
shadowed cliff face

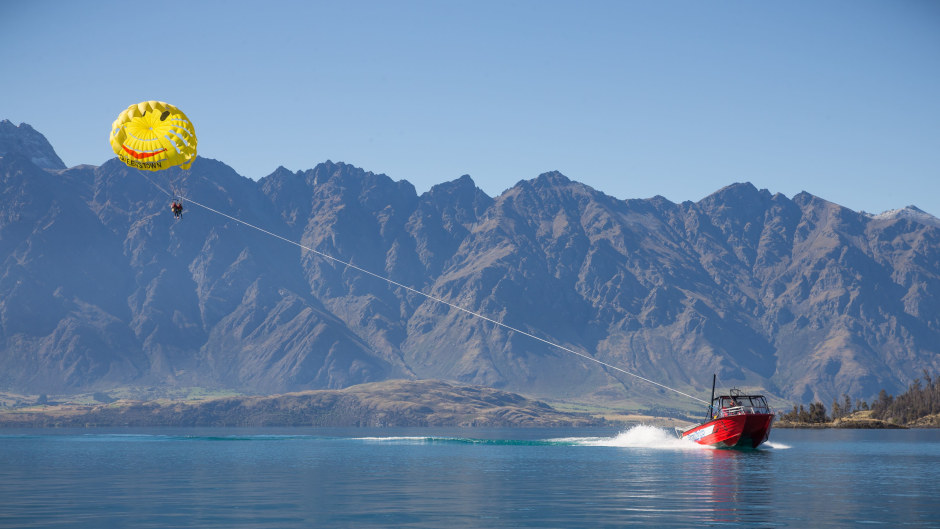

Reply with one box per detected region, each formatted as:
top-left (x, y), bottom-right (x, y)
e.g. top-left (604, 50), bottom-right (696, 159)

top-left (1, 125), bottom-right (938, 405)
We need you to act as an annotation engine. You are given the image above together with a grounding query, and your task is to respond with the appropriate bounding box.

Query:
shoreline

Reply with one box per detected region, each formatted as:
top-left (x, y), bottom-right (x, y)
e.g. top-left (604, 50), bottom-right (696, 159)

top-left (774, 418), bottom-right (909, 429)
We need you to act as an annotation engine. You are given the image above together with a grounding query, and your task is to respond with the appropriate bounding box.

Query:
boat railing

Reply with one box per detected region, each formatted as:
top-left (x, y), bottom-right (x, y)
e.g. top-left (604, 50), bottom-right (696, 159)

top-left (716, 404), bottom-right (773, 418)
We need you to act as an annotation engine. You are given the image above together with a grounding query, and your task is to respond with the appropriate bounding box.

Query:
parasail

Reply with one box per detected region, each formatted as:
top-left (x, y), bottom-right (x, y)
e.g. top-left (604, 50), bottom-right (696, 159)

top-left (109, 101), bottom-right (197, 171)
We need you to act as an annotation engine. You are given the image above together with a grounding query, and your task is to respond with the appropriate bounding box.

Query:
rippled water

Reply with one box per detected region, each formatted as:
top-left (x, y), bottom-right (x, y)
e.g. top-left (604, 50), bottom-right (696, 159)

top-left (1, 426), bottom-right (937, 528)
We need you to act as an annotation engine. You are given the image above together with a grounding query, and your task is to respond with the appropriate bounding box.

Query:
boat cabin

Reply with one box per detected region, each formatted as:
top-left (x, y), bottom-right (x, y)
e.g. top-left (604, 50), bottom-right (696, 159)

top-left (710, 389), bottom-right (771, 418)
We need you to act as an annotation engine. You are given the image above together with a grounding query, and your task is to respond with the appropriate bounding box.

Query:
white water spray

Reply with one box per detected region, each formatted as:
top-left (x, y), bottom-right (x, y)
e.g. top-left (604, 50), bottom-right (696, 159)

top-left (554, 425), bottom-right (711, 450)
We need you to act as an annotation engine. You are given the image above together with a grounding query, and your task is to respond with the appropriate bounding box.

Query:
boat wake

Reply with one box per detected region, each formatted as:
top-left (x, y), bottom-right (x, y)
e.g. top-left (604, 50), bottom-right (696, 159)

top-left (355, 436), bottom-right (567, 446)
top-left (552, 425), bottom-right (710, 450)
top-left (354, 425), bottom-right (712, 450)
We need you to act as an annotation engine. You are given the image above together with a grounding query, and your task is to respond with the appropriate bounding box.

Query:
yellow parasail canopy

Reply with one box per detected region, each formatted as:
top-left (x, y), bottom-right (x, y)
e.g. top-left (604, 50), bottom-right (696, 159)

top-left (110, 101), bottom-right (197, 171)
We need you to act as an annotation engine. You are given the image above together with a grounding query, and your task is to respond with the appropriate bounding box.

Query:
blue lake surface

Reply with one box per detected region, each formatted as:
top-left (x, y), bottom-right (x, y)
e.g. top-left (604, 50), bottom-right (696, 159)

top-left (1, 426), bottom-right (938, 528)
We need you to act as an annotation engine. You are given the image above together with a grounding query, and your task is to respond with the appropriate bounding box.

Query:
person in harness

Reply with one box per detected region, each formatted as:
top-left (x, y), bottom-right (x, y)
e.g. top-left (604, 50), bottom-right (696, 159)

top-left (171, 200), bottom-right (184, 219)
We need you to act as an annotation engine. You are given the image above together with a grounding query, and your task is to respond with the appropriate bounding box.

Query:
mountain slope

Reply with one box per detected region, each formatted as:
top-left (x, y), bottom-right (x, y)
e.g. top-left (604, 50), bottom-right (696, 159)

top-left (0, 122), bottom-right (938, 407)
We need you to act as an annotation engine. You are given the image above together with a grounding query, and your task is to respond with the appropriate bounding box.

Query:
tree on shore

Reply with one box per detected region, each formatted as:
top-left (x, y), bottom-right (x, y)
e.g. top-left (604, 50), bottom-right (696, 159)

top-left (779, 401), bottom-right (829, 423)
top-left (780, 371), bottom-right (939, 425)
top-left (870, 371), bottom-right (940, 424)
top-left (831, 394), bottom-right (867, 420)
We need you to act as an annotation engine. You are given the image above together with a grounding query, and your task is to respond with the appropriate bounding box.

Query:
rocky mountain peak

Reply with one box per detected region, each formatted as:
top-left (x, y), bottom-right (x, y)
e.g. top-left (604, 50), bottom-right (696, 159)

top-left (305, 161), bottom-right (417, 198)
top-left (429, 173), bottom-right (476, 192)
top-left (0, 120), bottom-right (66, 170)
top-left (869, 205), bottom-right (940, 228)
top-left (533, 171), bottom-right (572, 187)
top-left (269, 165), bottom-right (299, 178)
top-left (698, 182), bottom-right (774, 211)
top-left (425, 175), bottom-right (488, 204)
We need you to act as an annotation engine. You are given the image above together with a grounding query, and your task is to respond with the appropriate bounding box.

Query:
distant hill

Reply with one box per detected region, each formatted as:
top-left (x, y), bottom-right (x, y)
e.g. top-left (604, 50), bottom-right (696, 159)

top-left (0, 121), bottom-right (938, 408)
top-left (0, 380), bottom-right (603, 428)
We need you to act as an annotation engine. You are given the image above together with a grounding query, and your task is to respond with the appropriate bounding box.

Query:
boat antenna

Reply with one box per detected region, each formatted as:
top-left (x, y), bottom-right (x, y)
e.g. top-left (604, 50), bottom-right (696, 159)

top-left (706, 374), bottom-right (716, 420)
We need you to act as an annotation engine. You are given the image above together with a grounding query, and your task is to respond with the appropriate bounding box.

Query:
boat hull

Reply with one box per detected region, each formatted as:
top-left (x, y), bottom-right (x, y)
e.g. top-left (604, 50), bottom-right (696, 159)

top-left (680, 413), bottom-right (774, 449)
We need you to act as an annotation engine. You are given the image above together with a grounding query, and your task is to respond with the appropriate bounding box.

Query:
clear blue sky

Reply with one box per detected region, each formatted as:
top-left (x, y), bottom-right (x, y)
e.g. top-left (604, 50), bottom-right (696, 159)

top-left (2, 0), bottom-right (938, 215)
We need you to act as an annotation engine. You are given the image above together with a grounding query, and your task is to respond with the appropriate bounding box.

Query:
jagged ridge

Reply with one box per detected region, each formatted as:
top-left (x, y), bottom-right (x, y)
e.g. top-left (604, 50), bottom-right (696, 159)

top-left (0, 123), bottom-right (938, 406)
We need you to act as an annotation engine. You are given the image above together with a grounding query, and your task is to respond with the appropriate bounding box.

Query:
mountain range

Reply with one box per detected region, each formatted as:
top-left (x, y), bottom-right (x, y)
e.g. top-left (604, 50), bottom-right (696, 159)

top-left (1, 119), bottom-right (938, 408)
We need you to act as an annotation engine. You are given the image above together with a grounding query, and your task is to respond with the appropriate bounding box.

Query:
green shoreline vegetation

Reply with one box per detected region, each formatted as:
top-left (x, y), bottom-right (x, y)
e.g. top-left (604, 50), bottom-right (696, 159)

top-left (776, 371), bottom-right (940, 429)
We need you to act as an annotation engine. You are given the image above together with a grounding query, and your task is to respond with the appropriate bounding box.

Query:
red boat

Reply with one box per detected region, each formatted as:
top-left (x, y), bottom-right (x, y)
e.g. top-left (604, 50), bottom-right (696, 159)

top-left (676, 377), bottom-right (775, 449)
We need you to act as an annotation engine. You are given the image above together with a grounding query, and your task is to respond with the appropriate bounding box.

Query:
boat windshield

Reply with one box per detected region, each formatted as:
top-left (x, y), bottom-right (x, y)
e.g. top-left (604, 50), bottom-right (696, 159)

top-left (711, 394), bottom-right (771, 416)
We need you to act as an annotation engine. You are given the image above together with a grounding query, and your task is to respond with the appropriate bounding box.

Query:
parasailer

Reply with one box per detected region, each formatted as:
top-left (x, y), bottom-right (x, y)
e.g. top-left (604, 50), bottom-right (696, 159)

top-left (110, 101), bottom-right (197, 218)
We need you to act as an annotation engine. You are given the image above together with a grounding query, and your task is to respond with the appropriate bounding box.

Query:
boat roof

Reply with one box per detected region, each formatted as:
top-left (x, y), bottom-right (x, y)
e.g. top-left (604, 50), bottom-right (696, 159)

top-left (714, 388), bottom-right (767, 399)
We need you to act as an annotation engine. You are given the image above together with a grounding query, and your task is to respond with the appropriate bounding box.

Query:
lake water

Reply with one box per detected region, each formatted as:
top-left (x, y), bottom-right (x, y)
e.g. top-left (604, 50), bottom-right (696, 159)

top-left (1, 426), bottom-right (938, 528)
